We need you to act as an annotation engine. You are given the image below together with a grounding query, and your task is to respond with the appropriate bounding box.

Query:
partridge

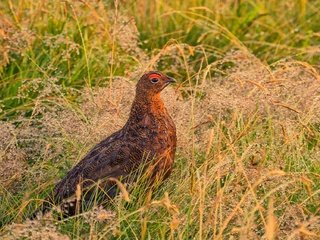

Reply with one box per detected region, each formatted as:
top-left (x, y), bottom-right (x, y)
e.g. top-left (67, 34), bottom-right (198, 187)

top-left (35, 71), bottom-right (177, 217)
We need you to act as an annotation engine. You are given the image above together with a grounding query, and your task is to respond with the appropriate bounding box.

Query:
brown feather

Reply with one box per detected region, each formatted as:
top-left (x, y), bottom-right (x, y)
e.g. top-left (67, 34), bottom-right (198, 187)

top-left (34, 71), bottom-right (177, 218)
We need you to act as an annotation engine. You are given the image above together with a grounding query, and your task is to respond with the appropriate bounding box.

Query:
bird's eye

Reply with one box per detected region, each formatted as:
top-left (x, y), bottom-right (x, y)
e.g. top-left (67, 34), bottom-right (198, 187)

top-left (151, 78), bottom-right (159, 83)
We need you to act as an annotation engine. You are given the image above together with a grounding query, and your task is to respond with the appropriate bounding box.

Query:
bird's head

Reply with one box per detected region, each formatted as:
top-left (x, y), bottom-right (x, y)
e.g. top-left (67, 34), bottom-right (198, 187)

top-left (136, 71), bottom-right (176, 98)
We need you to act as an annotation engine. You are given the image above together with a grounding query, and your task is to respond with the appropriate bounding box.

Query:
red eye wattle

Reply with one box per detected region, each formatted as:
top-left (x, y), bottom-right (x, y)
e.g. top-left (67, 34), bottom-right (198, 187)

top-left (149, 73), bottom-right (160, 84)
top-left (149, 74), bottom-right (160, 78)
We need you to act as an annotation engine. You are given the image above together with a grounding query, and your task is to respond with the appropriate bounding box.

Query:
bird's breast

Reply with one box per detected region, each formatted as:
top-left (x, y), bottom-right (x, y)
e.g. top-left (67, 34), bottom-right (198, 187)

top-left (128, 111), bottom-right (176, 154)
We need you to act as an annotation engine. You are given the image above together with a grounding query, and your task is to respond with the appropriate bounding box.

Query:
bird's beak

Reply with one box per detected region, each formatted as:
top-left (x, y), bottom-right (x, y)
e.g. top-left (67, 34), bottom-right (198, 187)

top-left (166, 77), bottom-right (176, 84)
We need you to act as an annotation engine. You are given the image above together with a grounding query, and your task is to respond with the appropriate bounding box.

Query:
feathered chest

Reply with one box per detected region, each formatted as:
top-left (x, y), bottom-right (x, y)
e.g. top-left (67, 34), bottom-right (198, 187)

top-left (126, 109), bottom-right (176, 154)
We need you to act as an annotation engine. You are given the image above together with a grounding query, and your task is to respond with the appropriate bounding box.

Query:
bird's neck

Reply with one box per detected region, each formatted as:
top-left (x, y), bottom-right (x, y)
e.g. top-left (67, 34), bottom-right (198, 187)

top-left (129, 93), bottom-right (165, 119)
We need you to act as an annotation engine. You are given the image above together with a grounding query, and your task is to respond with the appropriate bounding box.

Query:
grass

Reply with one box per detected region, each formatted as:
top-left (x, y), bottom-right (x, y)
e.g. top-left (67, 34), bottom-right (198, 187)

top-left (0, 0), bottom-right (319, 239)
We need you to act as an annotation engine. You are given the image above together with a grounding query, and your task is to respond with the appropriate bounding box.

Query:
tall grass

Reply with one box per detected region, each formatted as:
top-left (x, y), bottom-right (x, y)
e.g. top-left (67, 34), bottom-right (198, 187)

top-left (128, 1), bottom-right (320, 61)
top-left (1, 0), bottom-right (319, 119)
top-left (0, 0), bottom-right (319, 239)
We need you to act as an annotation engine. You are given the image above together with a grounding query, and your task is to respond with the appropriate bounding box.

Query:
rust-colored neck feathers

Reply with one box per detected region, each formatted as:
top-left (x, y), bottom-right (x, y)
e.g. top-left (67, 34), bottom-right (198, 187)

top-left (129, 92), bottom-right (165, 120)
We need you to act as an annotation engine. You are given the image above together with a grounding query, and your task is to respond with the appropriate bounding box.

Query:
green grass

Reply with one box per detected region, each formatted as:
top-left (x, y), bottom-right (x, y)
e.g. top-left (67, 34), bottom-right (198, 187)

top-left (0, 0), bottom-right (319, 239)
top-left (1, 0), bottom-right (320, 119)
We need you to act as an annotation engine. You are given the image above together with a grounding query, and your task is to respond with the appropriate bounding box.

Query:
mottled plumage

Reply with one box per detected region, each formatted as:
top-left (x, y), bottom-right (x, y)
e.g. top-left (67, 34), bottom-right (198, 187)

top-left (35, 71), bottom-right (176, 217)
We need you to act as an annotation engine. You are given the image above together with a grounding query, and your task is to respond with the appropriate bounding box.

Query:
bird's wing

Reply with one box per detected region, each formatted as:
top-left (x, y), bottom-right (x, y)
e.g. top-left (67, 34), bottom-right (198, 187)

top-left (53, 130), bottom-right (141, 201)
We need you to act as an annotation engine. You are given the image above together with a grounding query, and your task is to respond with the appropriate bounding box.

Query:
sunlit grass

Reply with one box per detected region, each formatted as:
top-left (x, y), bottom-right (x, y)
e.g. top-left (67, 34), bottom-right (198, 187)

top-left (0, 0), bottom-right (319, 239)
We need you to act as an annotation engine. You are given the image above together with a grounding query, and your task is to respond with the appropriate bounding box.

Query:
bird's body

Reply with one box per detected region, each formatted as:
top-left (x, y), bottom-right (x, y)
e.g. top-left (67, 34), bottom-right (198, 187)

top-left (38, 71), bottom-right (176, 217)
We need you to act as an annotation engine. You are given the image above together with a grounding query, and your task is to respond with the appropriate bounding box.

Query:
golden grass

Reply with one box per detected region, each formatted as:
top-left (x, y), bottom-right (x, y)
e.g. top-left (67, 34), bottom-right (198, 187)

top-left (1, 49), bottom-right (319, 239)
top-left (0, 0), bottom-right (319, 239)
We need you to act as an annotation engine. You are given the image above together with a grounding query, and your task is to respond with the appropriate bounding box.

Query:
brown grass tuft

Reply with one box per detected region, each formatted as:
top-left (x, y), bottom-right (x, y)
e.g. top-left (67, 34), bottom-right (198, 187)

top-left (1, 219), bottom-right (69, 240)
top-left (0, 122), bottom-right (27, 189)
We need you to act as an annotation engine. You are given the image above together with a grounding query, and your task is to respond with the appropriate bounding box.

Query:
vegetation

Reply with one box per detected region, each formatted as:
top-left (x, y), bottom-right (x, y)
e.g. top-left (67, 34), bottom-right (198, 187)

top-left (0, 0), bottom-right (319, 239)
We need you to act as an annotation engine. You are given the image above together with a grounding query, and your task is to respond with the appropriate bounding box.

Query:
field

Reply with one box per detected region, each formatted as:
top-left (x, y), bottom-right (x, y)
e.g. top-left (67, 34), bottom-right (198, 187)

top-left (0, 0), bottom-right (319, 239)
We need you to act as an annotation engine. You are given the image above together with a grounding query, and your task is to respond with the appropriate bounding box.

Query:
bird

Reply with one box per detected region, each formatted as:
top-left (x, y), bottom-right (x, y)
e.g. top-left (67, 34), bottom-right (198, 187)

top-left (33, 71), bottom-right (177, 218)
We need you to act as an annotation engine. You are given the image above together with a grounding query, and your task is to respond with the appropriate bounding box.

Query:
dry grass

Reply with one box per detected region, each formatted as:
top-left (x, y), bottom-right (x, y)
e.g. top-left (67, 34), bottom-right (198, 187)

top-left (0, 122), bottom-right (27, 189)
top-left (0, 0), bottom-right (319, 239)
top-left (1, 50), bottom-right (319, 239)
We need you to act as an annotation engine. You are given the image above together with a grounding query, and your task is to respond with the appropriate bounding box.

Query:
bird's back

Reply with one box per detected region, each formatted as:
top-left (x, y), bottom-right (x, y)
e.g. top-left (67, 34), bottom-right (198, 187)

top-left (50, 107), bottom-right (175, 211)
top-left (54, 129), bottom-right (139, 201)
